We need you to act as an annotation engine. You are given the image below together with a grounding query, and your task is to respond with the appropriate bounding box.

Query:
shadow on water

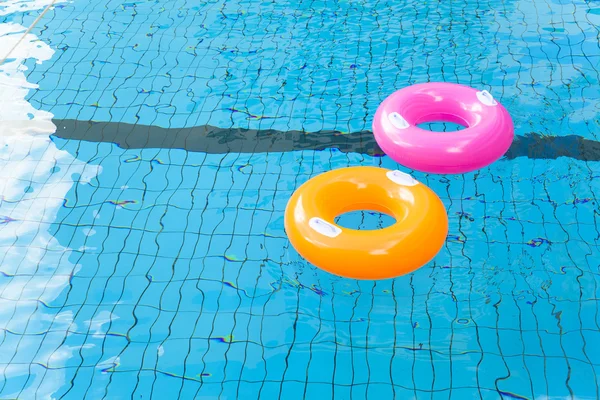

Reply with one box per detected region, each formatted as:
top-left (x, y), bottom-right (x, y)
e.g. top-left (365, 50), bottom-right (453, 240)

top-left (52, 119), bottom-right (600, 161)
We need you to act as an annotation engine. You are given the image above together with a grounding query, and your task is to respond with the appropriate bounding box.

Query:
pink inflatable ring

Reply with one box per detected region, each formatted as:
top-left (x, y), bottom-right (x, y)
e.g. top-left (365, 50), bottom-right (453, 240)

top-left (372, 82), bottom-right (514, 174)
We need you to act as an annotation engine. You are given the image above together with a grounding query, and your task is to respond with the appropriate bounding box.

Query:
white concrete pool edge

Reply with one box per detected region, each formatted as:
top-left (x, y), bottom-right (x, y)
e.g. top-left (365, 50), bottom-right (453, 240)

top-left (0, 22), bottom-right (56, 139)
top-left (0, 6), bottom-right (105, 399)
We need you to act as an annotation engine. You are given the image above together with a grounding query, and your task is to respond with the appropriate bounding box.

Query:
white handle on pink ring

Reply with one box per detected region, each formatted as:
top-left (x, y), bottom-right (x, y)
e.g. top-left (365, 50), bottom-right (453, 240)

top-left (309, 217), bottom-right (342, 238)
top-left (388, 112), bottom-right (410, 129)
top-left (476, 90), bottom-right (498, 106)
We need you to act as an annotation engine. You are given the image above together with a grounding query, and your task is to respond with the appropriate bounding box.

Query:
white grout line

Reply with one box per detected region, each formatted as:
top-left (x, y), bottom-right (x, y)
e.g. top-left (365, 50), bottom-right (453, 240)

top-left (0, 0), bottom-right (58, 65)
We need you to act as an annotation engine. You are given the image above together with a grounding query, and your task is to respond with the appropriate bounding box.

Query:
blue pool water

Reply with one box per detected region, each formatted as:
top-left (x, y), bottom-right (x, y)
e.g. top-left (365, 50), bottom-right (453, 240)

top-left (0, 0), bottom-right (599, 399)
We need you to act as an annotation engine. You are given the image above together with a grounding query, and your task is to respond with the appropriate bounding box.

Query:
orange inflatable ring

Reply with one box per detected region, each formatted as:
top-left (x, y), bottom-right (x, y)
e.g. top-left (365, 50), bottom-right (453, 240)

top-left (284, 166), bottom-right (448, 280)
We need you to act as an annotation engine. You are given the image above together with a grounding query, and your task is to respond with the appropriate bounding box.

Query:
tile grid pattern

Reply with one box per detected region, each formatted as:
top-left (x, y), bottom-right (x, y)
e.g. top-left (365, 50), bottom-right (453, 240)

top-left (0, 0), bottom-right (599, 399)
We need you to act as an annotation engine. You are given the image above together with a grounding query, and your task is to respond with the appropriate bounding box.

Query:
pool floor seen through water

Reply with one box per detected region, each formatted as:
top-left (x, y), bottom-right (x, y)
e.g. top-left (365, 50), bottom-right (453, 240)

top-left (0, 0), bottom-right (599, 399)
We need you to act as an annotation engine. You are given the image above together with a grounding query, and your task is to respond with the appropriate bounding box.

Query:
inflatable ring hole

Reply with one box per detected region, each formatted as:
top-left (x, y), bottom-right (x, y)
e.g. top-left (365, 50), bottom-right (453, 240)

top-left (417, 121), bottom-right (466, 132)
top-left (334, 209), bottom-right (396, 230)
top-left (415, 112), bottom-right (469, 132)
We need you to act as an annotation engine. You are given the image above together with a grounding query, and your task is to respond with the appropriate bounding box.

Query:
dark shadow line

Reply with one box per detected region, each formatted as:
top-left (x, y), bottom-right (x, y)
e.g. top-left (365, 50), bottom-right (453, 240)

top-left (51, 119), bottom-right (600, 161)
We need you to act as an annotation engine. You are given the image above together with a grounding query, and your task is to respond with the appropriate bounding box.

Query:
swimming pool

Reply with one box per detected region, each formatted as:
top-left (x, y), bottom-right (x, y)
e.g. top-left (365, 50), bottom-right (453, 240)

top-left (0, 0), bottom-right (599, 398)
